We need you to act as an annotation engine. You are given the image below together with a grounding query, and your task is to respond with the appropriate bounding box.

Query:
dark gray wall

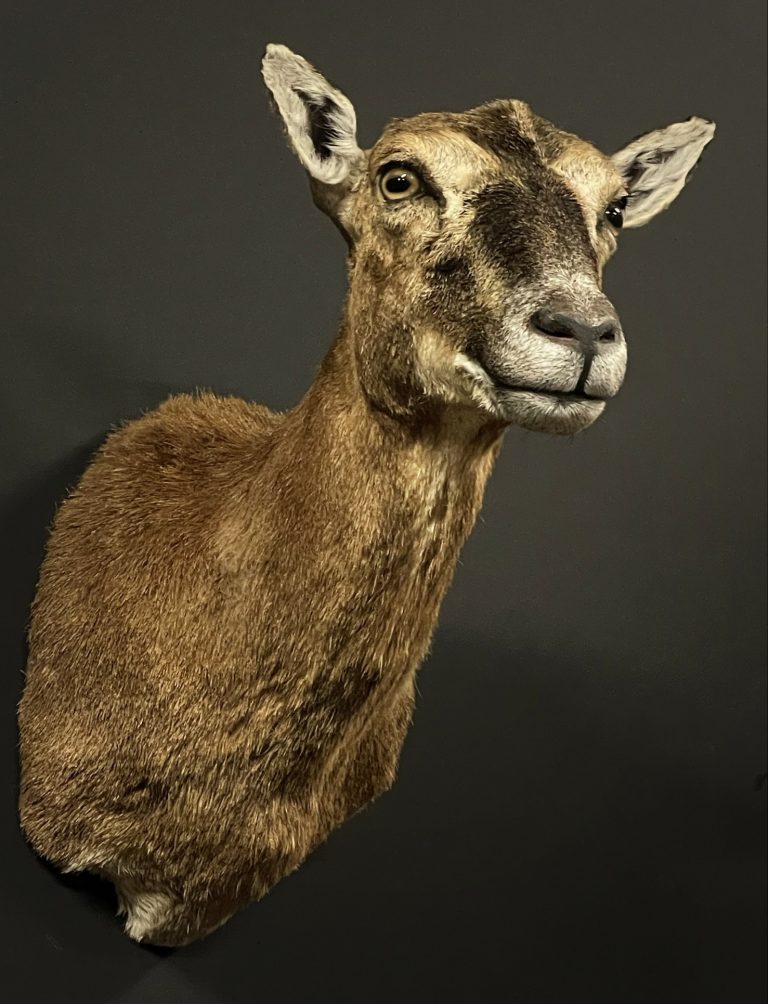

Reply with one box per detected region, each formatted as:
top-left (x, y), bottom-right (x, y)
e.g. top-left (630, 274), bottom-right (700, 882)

top-left (1, 2), bottom-right (765, 1002)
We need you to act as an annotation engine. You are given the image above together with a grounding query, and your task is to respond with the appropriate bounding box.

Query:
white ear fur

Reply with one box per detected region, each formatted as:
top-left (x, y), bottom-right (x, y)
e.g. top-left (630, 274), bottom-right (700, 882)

top-left (262, 43), bottom-right (363, 186)
top-left (612, 117), bottom-right (716, 228)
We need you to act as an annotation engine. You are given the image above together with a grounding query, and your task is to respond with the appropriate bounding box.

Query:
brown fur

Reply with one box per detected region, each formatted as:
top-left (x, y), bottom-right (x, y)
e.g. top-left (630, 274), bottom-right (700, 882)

top-left (18, 330), bottom-right (503, 943)
top-left (18, 46), bottom-right (712, 945)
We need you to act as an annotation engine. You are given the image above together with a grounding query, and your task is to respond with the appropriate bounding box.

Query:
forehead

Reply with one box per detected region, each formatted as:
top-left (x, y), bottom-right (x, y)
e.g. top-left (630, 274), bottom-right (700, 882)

top-left (371, 99), bottom-right (623, 210)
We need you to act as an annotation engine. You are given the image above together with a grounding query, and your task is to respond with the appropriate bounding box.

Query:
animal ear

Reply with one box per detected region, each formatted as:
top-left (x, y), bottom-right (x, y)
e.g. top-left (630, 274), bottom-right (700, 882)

top-left (611, 117), bottom-right (715, 228)
top-left (262, 43), bottom-right (363, 186)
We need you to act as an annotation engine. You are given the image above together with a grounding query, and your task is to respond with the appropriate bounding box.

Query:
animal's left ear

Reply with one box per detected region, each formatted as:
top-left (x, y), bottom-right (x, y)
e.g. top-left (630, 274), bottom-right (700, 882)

top-left (612, 117), bottom-right (716, 228)
top-left (261, 43), bottom-right (363, 187)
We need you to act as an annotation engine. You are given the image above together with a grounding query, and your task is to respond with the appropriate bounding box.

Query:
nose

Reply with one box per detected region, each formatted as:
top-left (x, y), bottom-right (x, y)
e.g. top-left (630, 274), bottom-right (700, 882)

top-left (531, 306), bottom-right (621, 351)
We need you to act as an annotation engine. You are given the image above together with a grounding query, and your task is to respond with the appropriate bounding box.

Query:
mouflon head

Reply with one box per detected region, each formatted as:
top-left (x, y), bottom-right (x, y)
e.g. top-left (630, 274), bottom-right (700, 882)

top-left (262, 44), bottom-right (715, 434)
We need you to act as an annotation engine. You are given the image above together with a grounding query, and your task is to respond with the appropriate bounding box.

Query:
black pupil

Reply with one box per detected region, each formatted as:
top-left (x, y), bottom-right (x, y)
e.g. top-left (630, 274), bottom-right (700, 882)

top-left (385, 172), bottom-right (412, 194)
top-left (606, 203), bottom-right (625, 228)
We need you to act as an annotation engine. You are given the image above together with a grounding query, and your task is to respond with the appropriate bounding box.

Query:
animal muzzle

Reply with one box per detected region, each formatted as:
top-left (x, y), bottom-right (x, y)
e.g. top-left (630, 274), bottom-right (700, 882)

top-left (530, 292), bottom-right (625, 398)
top-left (490, 288), bottom-right (628, 402)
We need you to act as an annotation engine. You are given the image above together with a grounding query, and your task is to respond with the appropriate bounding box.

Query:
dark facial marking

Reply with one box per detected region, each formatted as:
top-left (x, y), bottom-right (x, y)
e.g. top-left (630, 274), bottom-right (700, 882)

top-left (455, 103), bottom-right (598, 279)
top-left (432, 257), bottom-right (463, 274)
top-left (459, 103), bottom-right (543, 162)
top-left (424, 255), bottom-right (493, 353)
top-left (471, 175), bottom-right (598, 284)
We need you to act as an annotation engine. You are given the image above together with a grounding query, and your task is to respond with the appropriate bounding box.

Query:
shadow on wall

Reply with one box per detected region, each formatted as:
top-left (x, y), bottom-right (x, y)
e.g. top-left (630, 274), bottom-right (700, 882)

top-left (1, 439), bottom-right (179, 1001)
top-left (1, 446), bottom-right (102, 676)
top-left (0, 446), bottom-right (103, 891)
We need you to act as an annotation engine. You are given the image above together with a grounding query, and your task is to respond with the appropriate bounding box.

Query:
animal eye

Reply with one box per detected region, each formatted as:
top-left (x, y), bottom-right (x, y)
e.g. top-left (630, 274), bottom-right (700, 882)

top-left (604, 198), bottom-right (627, 229)
top-left (379, 166), bottom-right (423, 202)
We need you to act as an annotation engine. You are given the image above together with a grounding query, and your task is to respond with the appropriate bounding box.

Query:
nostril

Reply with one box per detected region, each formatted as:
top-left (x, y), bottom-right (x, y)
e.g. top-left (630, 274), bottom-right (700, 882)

top-left (597, 322), bottom-right (618, 342)
top-left (532, 309), bottom-right (620, 346)
top-left (531, 309), bottom-right (574, 339)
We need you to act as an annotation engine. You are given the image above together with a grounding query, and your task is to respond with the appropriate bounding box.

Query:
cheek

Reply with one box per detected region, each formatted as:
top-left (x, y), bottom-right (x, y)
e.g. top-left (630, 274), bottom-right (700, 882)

top-left (356, 245), bottom-right (393, 285)
top-left (422, 259), bottom-right (501, 351)
top-left (595, 239), bottom-right (617, 279)
top-left (426, 261), bottom-right (478, 316)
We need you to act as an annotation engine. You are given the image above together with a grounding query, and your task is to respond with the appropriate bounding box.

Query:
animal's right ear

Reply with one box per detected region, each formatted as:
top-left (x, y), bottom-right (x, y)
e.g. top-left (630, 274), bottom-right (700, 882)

top-left (262, 44), bottom-right (363, 187)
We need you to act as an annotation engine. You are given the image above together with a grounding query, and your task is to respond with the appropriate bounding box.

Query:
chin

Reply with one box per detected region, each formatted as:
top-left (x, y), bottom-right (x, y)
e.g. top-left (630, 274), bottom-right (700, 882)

top-left (499, 389), bottom-right (607, 435)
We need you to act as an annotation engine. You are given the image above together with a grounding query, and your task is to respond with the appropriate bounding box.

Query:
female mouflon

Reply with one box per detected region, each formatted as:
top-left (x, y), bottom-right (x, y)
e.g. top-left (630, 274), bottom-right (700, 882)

top-left (18, 44), bottom-right (714, 946)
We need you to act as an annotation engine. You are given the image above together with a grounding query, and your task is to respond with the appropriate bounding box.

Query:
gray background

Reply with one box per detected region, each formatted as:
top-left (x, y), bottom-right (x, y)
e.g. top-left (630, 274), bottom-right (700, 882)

top-left (1, 2), bottom-right (765, 1002)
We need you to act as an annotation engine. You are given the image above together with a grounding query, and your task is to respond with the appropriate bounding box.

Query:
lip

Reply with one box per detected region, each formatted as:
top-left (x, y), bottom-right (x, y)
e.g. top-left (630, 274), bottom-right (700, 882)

top-left (466, 352), bottom-right (609, 404)
top-left (492, 381), bottom-right (606, 403)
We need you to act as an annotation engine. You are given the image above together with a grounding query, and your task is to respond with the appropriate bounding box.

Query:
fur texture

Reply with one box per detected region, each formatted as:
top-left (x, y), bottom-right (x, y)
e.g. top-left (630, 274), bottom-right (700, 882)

top-left (262, 43), bottom-right (363, 185)
top-left (611, 117), bottom-right (715, 227)
top-left (18, 45), bottom-right (714, 946)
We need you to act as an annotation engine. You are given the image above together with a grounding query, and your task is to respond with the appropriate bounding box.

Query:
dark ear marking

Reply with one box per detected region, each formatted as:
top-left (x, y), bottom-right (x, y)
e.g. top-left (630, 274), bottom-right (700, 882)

top-left (623, 149), bottom-right (673, 185)
top-left (611, 116), bottom-right (715, 227)
top-left (262, 44), bottom-right (361, 186)
top-left (294, 89), bottom-right (337, 161)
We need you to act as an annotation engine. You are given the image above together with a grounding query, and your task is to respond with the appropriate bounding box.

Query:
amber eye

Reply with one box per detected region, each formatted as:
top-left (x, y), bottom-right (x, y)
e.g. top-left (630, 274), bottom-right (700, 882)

top-left (605, 198), bottom-right (627, 229)
top-left (379, 166), bottom-right (423, 201)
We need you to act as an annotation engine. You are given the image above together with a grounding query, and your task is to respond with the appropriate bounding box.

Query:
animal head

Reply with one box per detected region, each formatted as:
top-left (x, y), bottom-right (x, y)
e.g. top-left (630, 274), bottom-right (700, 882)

top-left (262, 44), bottom-right (714, 435)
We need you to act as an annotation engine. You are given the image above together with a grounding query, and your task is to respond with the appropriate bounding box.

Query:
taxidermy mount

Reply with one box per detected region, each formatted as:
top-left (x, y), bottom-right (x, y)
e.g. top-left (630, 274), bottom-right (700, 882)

top-left (17, 43), bottom-right (715, 946)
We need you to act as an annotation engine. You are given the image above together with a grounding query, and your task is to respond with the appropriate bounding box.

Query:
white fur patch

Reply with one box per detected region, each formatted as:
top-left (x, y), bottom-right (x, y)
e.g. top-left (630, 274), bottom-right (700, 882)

top-left (612, 117), bottom-right (715, 227)
top-left (262, 43), bottom-right (363, 186)
top-left (119, 886), bottom-right (175, 942)
top-left (414, 330), bottom-right (501, 417)
top-left (453, 352), bottom-right (500, 414)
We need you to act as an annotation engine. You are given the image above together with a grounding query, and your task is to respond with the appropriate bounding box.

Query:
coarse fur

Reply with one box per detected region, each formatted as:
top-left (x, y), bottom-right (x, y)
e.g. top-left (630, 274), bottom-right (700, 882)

top-left (18, 44), bottom-right (715, 946)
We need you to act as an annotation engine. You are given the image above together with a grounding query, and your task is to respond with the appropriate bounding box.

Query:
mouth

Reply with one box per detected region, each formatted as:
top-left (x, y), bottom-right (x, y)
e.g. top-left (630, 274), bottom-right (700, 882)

top-left (481, 370), bottom-right (608, 435)
top-left (491, 381), bottom-right (606, 404)
top-left (451, 353), bottom-right (612, 434)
